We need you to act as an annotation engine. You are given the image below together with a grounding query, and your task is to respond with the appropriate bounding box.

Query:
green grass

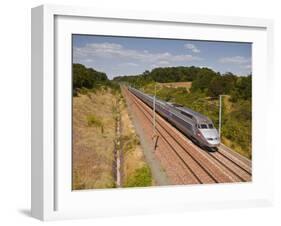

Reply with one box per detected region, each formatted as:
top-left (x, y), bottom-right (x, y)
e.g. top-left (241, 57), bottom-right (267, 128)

top-left (124, 166), bottom-right (152, 187)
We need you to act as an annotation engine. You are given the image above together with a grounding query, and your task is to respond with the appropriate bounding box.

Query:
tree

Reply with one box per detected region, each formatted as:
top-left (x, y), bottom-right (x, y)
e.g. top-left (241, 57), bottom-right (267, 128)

top-left (207, 72), bottom-right (237, 97)
top-left (73, 63), bottom-right (108, 90)
top-left (208, 76), bottom-right (225, 97)
top-left (191, 68), bottom-right (219, 92)
top-left (231, 75), bottom-right (252, 101)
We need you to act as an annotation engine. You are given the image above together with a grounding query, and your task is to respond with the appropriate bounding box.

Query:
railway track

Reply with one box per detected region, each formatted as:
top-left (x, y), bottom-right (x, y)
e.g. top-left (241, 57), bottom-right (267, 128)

top-left (124, 87), bottom-right (252, 185)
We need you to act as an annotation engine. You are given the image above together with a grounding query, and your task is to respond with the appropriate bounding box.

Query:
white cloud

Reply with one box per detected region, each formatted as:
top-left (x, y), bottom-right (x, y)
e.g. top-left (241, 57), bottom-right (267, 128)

top-left (242, 64), bottom-right (252, 69)
top-left (84, 59), bottom-right (94, 63)
top-left (157, 60), bottom-right (170, 65)
top-left (219, 56), bottom-right (250, 64)
top-left (151, 60), bottom-right (172, 68)
top-left (121, 62), bottom-right (139, 67)
top-left (74, 42), bottom-right (202, 66)
top-left (184, 43), bottom-right (200, 53)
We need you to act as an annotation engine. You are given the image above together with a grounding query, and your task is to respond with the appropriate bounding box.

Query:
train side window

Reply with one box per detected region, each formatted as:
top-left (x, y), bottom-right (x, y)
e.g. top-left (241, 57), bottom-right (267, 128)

top-left (181, 111), bottom-right (193, 119)
top-left (200, 124), bottom-right (207, 129)
top-left (208, 124), bottom-right (214, 129)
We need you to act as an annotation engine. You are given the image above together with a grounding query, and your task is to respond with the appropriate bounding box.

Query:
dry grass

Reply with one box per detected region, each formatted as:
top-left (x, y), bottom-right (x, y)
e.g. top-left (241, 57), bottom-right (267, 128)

top-left (157, 82), bottom-right (192, 92)
top-left (86, 114), bottom-right (104, 133)
top-left (73, 88), bottom-right (152, 190)
top-left (72, 90), bottom-right (118, 190)
top-left (223, 95), bottom-right (233, 113)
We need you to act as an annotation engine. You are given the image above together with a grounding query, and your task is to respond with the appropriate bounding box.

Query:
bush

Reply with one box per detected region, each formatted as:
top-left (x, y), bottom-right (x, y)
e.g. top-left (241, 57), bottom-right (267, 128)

top-left (86, 114), bottom-right (104, 133)
top-left (124, 166), bottom-right (152, 187)
top-left (221, 99), bottom-right (251, 158)
top-left (121, 134), bottom-right (140, 153)
top-left (73, 63), bottom-right (108, 90)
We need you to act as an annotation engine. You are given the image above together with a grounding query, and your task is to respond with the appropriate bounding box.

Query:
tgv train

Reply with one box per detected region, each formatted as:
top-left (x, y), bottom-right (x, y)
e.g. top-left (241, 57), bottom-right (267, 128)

top-left (128, 87), bottom-right (220, 148)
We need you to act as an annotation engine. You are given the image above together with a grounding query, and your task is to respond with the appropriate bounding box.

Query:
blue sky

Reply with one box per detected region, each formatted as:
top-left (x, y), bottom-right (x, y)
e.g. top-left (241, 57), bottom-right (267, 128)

top-left (73, 35), bottom-right (252, 79)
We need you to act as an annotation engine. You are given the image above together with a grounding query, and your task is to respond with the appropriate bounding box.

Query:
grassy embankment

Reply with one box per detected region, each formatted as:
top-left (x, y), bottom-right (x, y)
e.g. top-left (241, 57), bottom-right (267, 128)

top-left (72, 66), bottom-right (153, 189)
top-left (119, 94), bottom-right (153, 187)
top-left (73, 63), bottom-right (153, 189)
top-left (73, 88), bottom-right (117, 189)
top-left (73, 87), bottom-right (152, 189)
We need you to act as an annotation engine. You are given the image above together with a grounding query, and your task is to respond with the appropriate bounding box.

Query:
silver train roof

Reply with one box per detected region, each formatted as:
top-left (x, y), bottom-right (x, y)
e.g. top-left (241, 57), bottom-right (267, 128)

top-left (175, 106), bottom-right (211, 122)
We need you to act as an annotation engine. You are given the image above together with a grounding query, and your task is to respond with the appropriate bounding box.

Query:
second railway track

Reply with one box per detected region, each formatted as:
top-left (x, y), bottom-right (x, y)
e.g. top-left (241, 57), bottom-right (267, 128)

top-left (124, 87), bottom-right (252, 185)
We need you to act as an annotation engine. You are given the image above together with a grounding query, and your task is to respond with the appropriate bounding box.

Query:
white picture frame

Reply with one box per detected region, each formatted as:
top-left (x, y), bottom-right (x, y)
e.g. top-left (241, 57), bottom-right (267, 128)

top-left (31, 4), bottom-right (274, 221)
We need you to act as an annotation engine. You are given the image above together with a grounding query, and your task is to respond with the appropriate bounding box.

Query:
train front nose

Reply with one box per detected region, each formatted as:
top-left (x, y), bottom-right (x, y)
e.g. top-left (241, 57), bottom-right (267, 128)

top-left (206, 137), bottom-right (220, 147)
top-left (200, 129), bottom-right (220, 147)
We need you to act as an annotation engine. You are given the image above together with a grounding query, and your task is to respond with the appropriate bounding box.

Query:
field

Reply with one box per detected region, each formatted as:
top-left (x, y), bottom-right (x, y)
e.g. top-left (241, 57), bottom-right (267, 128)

top-left (156, 82), bottom-right (192, 92)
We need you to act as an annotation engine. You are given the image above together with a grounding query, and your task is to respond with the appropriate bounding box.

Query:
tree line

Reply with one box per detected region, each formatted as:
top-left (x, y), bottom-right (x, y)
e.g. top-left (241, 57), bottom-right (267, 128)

top-left (114, 66), bottom-right (251, 101)
top-left (73, 63), bottom-right (108, 89)
top-left (73, 63), bottom-right (119, 95)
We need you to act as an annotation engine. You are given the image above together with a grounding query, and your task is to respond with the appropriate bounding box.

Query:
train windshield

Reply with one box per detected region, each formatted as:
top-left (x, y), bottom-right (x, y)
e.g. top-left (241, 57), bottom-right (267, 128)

top-left (198, 124), bottom-right (214, 129)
